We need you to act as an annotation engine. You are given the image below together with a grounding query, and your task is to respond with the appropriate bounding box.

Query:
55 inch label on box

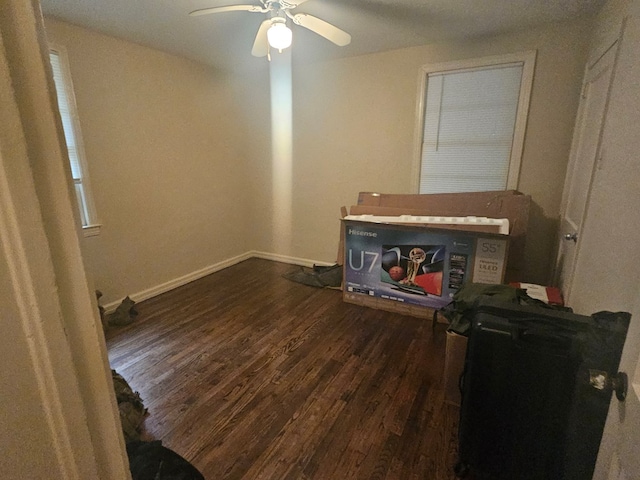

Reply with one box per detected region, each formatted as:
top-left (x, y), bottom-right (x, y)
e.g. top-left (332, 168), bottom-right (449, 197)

top-left (472, 238), bottom-right (508, 284)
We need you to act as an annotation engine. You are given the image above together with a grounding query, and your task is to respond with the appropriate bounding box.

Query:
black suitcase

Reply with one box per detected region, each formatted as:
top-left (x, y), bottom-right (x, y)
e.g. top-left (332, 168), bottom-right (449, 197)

top-left (455, 298), bottom-right (629, 480)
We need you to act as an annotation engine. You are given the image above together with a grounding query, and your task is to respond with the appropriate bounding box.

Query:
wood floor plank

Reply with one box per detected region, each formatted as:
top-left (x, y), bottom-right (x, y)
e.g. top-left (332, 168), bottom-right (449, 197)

top-left (106, 258), bottom-right (459, 479)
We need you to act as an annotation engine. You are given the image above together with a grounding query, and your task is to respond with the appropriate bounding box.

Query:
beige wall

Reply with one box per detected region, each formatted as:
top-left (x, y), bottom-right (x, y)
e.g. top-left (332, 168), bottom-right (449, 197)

top-left (45, 16), bottom-right (591, 303)
top-left (247, 19), bottom-right (592, 284)
top-left (45, 19), bottom-right (255, 306)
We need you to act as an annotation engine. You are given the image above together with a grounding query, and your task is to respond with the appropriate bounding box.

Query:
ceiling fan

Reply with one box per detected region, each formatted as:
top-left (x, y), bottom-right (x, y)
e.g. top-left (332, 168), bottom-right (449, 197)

top-left (189, 0), bottom-right (351, 57)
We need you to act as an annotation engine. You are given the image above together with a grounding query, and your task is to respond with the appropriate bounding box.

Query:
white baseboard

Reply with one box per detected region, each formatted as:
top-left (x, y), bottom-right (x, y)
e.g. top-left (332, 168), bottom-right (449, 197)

top-left (251, 250), bottom-right (334, 269)
top-left (102, 251), bottom-right (333, 312)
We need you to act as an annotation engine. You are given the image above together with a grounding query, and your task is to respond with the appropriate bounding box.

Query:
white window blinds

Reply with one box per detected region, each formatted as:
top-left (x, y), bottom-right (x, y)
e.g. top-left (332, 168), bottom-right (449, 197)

top-left (419, 63), bottom-right (524, 194)
top-left (49, 49), bottom-right (94, 228)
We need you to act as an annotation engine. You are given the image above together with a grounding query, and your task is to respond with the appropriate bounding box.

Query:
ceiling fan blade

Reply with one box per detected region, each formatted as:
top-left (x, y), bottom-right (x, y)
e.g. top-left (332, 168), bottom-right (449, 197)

top-left (252, 19), bottom-right (271, 57)
top-left (189, 5), bottom-right (266, 16)
top-left (290, 13), bottom-right (351, 46)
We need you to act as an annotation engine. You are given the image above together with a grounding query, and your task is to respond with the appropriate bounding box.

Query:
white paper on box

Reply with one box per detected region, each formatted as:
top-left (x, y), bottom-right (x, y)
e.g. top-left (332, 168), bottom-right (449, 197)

top-left (512, 283), bottom-right (564, 305)
top-left (472, 237), bottom-right (508, 284)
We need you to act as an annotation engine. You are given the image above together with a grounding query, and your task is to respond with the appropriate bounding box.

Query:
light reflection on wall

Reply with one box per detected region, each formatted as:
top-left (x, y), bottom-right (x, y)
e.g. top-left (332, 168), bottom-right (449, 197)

top-left (269, 51), bottom-right (293, 254)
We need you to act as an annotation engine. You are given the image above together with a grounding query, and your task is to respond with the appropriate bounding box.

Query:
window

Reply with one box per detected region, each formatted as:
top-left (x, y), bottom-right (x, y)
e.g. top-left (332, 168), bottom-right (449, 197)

top-left (49, 46), bottom-right (100, 236)
top-left (413, 52), bottom-right (536, 194)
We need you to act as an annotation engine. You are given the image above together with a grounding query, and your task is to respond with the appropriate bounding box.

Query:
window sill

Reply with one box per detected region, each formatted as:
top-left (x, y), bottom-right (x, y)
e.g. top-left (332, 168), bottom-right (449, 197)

top-left (82, 224), bottom-right (102, 237)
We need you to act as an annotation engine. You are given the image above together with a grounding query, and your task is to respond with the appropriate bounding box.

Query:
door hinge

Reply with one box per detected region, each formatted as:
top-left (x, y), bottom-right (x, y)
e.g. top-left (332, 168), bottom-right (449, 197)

top-left (581, 84), bottom-right (588, 99)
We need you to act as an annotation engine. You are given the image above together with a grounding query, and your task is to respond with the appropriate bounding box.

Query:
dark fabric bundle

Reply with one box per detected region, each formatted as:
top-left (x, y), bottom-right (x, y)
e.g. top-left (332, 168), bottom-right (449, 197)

top-left (126, 441), bottom-right (205, 480)
top-left (437, 282), bottom-right (570, 335)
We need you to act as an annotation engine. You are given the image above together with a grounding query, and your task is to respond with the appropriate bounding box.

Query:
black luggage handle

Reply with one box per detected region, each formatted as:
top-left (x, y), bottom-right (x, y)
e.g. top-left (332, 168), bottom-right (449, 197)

top-left (474, 304), bottom-right (589, 332)
top-left (514, 326), bottom-right (574, 352)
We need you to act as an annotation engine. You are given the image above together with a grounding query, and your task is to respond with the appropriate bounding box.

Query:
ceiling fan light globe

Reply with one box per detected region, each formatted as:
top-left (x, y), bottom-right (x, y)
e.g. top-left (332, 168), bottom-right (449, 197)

top-left (267, 22), bottom-right (292, 50)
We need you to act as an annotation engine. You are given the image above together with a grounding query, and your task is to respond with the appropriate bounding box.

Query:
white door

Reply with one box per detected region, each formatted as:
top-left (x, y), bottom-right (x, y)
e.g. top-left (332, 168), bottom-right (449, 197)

top-left (580, 2), bottom-right (640, 476)
top-left (594, 289), bottom-right (640, 480)
top-left (554, 42), bottom-right (618, 301)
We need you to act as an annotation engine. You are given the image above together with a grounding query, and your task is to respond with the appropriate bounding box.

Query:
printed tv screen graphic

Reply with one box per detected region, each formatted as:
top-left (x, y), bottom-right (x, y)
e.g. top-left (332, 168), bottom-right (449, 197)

top-left (381, 245), bottom-right (445, 296)
top-left (343, 221), bottom-right (507, 310)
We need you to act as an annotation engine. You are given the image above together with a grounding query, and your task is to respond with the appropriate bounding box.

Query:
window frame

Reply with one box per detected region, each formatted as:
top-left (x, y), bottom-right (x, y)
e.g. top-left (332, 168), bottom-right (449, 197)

top-left (411, 51), bottom-right (536, 194)
top-left (49, 44), bottom-right (100, 237)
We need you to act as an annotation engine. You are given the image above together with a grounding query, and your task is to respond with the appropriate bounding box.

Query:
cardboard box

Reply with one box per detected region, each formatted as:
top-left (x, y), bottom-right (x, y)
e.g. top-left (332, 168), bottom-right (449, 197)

top-left (343, 292), bottom-right (436, 319)
top-left (342, 220), bottom-right (509, 312)
top-left (444, 331), bottom-right (468, 406)
top-left (347, 190), bottom-right (530, 282)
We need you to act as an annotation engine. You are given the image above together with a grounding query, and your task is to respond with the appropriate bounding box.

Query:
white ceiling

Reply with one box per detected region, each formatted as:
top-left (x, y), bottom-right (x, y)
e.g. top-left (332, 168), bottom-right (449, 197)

top-left (39, 0), bottom-right (605, 72)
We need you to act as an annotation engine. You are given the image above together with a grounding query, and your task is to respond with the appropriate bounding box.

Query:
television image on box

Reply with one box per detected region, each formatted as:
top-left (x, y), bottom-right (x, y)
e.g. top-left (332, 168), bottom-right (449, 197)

top-left (344, 221), bottom-right (508, 310)
top-left (381, 245), bottom-right (445, 296)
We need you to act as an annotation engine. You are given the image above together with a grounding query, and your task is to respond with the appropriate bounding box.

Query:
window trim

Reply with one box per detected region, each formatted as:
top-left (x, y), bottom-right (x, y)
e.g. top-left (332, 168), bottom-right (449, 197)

top-left (411, 50), bottom-right (537, 193)
top-left (49, 44), bottom-right (101, 237)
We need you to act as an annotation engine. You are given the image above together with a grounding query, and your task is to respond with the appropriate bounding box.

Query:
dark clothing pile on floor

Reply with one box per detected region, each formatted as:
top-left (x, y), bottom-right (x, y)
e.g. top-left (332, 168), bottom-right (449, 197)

top-left (112, 369), bottom-right (147, 443)
top-left (112, 370), bottom-right (205, 479)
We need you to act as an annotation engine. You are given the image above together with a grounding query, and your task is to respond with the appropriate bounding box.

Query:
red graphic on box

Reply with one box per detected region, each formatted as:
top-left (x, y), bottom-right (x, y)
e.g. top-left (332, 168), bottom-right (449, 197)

top-left (381, 245), bottom-right (445, 296)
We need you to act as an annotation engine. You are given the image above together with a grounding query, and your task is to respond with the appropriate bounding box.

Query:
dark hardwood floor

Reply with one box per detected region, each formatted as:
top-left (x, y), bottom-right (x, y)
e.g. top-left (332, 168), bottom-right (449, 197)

top-left (106, 258), bottom-right (460, 479)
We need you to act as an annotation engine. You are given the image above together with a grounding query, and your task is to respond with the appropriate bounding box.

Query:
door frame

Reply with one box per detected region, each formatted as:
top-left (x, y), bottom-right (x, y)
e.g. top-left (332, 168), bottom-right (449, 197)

top-left (0, 1), bottom-right (129, 478)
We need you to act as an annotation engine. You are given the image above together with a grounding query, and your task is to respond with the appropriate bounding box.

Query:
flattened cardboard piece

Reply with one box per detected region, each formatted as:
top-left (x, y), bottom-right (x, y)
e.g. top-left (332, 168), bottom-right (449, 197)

top-left (357, 190), bottom-right (521, 208)
top-left (336, 206), bottom-right (348, 266)
top-left (444, 331), bottom-right (468, 406)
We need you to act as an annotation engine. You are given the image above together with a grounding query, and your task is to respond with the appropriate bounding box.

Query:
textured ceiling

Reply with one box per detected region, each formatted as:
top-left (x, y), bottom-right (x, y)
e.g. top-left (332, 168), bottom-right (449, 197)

top-left (39, 0), bottom-right (605, 71)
